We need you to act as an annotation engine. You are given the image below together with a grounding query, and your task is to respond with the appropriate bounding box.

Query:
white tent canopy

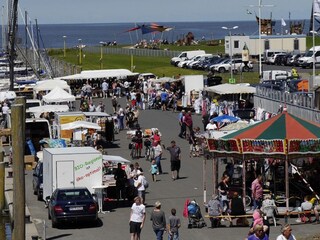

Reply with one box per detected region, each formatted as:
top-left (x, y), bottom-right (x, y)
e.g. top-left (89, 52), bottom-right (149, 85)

top-left (102, 155), bottom-right (131, 164)
top-left (60, 69), bottom-right (138, 81)
top-left (33, 79), bottom-right (71, 93)
top-left (42, 87), bottom-right (75, 103)
top-left (204, 83), bottom-right (256, 95)
top-left (28, 105), bottom-right (69, 118)
top-left (60, 121), bottom-right (101, 130)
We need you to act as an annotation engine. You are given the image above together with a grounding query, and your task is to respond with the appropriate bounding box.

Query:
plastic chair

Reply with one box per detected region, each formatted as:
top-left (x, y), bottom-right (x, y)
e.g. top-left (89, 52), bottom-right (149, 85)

top-left (262, 205), bottom-right (277, 226)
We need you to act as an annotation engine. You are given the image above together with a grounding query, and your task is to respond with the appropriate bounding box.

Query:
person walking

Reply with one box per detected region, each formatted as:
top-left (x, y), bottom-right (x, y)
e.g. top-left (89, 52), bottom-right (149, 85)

top-left (251, 174), bottom-right (263, 210)
top-left (150, 201), bottom-right (166, 240)
top-left (217, 175), bottom-right (230, 212)
top-left (129, 196), bottom-right (146, 240)
top-left (205, 194), bottom-right (222, 228)
top-left (167, 208), bottom-right (181, 240)
top-left (150, 160), bottom-right (158, 182)
top-left (164, 140), bottom-right (181, 181)
top-left (112, 96), bottom-right (118, 114)
top-left (114, 163), bottom-right (127, 202)
top-left (153, 141), bottom-right (163, 174)
top-left (178, 110), bottom-right (186, 138)
top-left (134, 170), bottom-right (146, 204)
top-left (102, 79), bottom-right (109, 98)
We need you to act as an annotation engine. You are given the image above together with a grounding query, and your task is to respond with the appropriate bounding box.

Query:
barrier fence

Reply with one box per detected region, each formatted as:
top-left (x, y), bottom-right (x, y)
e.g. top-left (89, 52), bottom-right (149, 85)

top-left (254, 86), bottom-right (320, 123)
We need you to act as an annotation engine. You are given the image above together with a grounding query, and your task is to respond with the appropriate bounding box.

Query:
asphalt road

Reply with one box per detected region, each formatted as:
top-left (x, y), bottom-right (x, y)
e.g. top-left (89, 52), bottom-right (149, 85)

top-left (25, 97), bottom-right (320, 240)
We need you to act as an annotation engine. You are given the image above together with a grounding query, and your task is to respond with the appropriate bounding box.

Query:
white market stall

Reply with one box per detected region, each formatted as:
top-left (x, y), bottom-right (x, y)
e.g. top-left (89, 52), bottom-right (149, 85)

top-left (204, 83), bottom-right (256, 95)
top-left (60, 69), bottom-right (138, 81)
top-left (42, 87), bottom-right (76, 103)
top-left (28, 105), bottom-right (69, 118)
top-left (33, 79), bottom-right (71, 95)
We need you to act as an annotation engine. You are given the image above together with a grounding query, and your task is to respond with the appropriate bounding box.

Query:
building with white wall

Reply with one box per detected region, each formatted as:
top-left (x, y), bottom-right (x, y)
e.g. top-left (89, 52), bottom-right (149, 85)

top-left (224, 34), bottom-right (307, 56)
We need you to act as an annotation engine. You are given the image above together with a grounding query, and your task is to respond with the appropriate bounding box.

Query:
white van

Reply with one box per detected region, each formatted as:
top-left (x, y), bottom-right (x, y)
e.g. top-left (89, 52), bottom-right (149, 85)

top-left (298, 46), bottom-right (320, 68)
top-left (170, 50), bottom-right (205, 66)
top-left (264, 50), bottom-right (286, 64)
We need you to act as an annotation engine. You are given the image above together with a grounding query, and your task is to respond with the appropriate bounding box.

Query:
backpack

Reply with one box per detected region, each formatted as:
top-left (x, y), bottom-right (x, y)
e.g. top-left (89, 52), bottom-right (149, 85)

top-left (143, 176), bottom-right (149, 189)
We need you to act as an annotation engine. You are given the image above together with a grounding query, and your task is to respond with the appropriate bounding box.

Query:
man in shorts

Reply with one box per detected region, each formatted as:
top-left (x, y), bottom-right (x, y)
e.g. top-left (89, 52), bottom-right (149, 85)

top-left (129, 196), bottom-right (146, 240)
top-left (164, 140), bottom-right (181, 180)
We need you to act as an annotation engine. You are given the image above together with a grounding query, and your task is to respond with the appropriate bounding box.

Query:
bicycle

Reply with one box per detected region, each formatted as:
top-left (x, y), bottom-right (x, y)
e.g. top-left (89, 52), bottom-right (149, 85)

top-left (129, 138), bottom-right (138, 160)
top-left (144, 138), bottom-right (154, 161)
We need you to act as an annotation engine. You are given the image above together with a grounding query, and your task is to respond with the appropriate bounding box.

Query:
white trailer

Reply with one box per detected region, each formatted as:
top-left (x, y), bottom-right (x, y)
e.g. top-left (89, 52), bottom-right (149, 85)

top-left (43, 147), bottom-right (103, 200)
top-left (181, 75), bottom-right (204, 108)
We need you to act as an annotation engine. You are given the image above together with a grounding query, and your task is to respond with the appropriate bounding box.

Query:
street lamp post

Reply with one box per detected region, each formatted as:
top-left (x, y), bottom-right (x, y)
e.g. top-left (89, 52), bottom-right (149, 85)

top-left (100, 43), bottom-right (103, 69)
top-left (311, 12), bottom-right (320, 90)
top-left (222, 26), bottom-right (238, 84)
top-left (78, 38), bottom-right (82, 65)
top-left (63, 36), bottom-right (67, 58)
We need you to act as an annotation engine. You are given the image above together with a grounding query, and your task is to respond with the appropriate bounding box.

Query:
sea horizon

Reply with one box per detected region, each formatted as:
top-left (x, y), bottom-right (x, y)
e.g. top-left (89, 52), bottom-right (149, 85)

top-left (11, 19), bottom-right (312, 49)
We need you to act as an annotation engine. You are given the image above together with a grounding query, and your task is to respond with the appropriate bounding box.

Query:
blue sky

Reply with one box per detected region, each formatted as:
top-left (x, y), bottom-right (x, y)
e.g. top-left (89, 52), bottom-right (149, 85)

top-left (19, 0), bottom-right (311, 24)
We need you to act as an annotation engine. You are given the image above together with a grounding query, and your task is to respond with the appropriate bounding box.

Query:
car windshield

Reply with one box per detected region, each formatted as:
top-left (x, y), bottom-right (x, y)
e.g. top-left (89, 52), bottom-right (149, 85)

top-left (305, 50), bottom-right (313, 57)
top-left (57, 189), bottom-right (91, 201)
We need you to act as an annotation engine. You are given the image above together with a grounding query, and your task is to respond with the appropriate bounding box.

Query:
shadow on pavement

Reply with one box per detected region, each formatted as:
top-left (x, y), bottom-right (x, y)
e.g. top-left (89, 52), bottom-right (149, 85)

top-left (47, 234), bottom-right (73, 240)
top-left (55, 218), bottom-right (103, 230)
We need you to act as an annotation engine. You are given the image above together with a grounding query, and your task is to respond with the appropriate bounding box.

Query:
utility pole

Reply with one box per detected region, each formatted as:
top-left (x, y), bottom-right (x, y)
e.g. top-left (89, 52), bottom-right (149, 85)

top-left (35, 19), bottom-right (41, 71)
top-left (12, 102), bottom-right (26, 240)
top-left (25, 11), bottom-right (28, 76)
top-left (8, 0), bottom-right (19, 91)
top-left (249, 0), bottom-right (274, 78)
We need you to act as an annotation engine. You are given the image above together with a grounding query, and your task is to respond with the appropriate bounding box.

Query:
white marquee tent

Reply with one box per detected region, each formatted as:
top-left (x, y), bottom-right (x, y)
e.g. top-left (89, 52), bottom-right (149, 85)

top-left (42, 87), bottom-right (75, 103)
top-left (60, 69), bottom-right (138, 81)
top-left (204, 83), bottom-right (256, 95)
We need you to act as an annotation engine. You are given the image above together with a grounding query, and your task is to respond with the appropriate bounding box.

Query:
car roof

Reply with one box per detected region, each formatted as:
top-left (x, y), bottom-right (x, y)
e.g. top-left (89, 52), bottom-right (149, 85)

top-left (56, 187), bottom-right (89, 191)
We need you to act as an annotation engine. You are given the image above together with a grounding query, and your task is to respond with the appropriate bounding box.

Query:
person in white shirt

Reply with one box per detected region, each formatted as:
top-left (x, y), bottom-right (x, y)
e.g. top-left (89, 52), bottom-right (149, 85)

top-left (101, 80), bottom-right (109, 98)
top-left (276, 224), bottom-right (296, 240)
top-left (129, 196), bottom-right (146, 240)
top-left (153, 141), bottom-right (163, 174)
top-left (134, 170), bottom-right (146, 204)
top-left (206, 119), bottom-right (217, 131)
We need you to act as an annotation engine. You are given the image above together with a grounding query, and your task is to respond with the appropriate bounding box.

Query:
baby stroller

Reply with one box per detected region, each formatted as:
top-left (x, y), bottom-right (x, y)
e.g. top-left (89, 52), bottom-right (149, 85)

top-left (187, 200), bottom-right (207, 228)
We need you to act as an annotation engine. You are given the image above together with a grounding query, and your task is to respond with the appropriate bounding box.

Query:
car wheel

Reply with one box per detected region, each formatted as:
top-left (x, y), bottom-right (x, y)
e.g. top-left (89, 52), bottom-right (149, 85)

top-left (242, 66), bottom-right (249, 72)
top-left (52, 219), bottom-right (58, 228)
top-left (219, 67), bottom-right (226, 73)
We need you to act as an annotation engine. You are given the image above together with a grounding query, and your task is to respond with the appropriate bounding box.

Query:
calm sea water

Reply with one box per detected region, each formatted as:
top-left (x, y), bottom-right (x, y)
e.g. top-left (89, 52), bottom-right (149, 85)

top-left (13, 19), bottom-right (310, 49)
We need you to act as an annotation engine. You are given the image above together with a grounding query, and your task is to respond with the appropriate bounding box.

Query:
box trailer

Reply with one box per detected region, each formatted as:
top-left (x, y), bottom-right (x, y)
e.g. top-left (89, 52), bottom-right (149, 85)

top-left (43, 147), bottom-right (103, 201)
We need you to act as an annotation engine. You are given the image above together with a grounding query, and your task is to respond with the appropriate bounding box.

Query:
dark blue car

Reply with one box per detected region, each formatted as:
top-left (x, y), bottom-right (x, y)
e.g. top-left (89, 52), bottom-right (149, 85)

top-left (47, 187), bottom-right (98, 228)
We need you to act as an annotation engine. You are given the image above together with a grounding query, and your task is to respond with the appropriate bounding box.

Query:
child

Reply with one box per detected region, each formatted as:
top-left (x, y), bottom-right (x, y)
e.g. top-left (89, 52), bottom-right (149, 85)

top-left (150, 159), bottom-right (158, 182)
top-left (167, 208), bottom-right (181, 240)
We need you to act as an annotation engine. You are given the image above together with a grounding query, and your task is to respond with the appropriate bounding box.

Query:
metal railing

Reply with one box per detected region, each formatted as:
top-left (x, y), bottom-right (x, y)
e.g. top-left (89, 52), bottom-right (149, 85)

top-left (254, 86), bottom-right (320, 123)
top-left (86, 46), bottom-right (180, 58)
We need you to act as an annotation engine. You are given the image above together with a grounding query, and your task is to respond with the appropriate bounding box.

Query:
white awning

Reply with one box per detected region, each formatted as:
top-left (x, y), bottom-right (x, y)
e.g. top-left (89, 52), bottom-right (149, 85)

top-left (42, 87), bottom-right (75, 103)
top-left (60, 69), bottom-right (138, 81)
top-left (204, 83), bottom-right (256, 95)
top-left (33, 79), bottom-right (70, 93)
top-left (60, 121), bottom-right (101, 130)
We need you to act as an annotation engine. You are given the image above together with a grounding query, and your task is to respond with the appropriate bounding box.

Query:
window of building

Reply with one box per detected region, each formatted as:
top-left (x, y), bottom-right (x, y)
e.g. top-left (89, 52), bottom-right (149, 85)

top-left (294, 39), bottom-right (299, 50)
top-left (234, 40), bottom-right (239, 49)
top-left (264, 40), bottom-right (270, 50)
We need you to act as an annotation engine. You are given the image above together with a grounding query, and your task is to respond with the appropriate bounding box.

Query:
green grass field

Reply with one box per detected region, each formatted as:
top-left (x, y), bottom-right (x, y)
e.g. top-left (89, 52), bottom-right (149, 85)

top-left (48, 36), bottom-right (317, 85)
top-left (49, 47), bottom-right (260, 85)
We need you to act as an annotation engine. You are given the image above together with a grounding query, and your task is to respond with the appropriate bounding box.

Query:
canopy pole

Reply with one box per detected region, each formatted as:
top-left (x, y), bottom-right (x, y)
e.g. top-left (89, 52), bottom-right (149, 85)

top-left (242, 155), bottom-right (247, 210)
top-left (212, 153), bottom-right (217, 195)
top-left (203, 154), bottom-right (207, 204)
top-left (285, 154), bottom-right (289, 211)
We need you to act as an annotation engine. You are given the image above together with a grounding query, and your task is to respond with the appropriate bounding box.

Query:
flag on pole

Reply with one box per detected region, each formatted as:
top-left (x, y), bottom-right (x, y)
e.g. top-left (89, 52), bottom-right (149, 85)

top-left (281, 18), bottom-right (286, 27)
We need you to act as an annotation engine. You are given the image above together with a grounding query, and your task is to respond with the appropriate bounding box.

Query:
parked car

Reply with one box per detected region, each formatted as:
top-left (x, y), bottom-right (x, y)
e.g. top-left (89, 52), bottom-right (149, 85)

top-left (213, 58), bottom-right (253, 73)
top-left (269, 53), bottom-right (287, 65)
top-left (192, 56), bottom-right (220, 70)
top-left (208, 58), bottom-right (229, 72)
top-left (32, 160), bottom-right (43, 201)
top-left (288, 54), bottom-right (302, 66)
top-left (47, 187), bottom-right (98, 228)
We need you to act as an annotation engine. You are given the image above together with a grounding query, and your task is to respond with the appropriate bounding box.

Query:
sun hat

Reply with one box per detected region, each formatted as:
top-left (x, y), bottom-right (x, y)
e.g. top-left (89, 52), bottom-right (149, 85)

top-left (155, 201), bottom-right (161, 208)
top-left (212, 194), bottom-right (218, 200)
